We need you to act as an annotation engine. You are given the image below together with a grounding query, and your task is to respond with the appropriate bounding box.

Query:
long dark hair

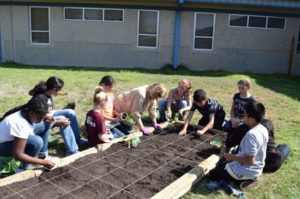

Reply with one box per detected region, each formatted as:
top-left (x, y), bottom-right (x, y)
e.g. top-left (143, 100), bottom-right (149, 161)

top-left (29, 76), bottom-right (64, 96)
top-left (0, 96), bottom-right (48, 122)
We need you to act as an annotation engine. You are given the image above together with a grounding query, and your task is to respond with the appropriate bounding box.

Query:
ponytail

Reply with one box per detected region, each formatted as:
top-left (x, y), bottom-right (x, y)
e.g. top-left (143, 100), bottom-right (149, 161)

top-left (29, 81), bottom-right (47, 96)
top-left (0, 104), bottom-right (27, 122)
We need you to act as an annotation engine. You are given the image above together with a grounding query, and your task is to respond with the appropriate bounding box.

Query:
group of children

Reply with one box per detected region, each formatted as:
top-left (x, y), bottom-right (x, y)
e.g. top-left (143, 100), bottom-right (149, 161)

top-left (0, 75), bottom-right (289, 192)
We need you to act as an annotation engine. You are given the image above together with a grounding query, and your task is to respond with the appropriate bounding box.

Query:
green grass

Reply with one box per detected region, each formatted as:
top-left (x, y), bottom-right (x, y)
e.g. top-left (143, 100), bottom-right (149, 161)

top-left (1, 63), bottom-right (300, 198)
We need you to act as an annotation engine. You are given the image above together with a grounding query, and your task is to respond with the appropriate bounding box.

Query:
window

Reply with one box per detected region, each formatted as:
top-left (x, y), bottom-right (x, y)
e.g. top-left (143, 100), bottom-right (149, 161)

top-left (64, 8), bottom-right (83, 20)
top-left (267, 17), bottom-right (285, 29)
top-left (229, 14), bottom-right (247, 27)
top-left (297, 25), bottom-right (300, 52)
top-left (30, 7), bottom-right (50, 44)
top-left (137, 10), bottom-right (159, 48)
top-left (85, 8), bottom-right (103, 20)
top-left (194, 12), bottom-right (215, 50)
top-left (229, 14), bottom-right (285, 30)
top-left (104, 9), bottom-right (123, 21)
top-left (248, 16), bottom-right (266, 28)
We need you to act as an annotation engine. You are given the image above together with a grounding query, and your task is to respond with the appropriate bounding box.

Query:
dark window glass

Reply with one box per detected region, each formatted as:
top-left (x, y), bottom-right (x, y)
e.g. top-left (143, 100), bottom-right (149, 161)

top-left (248, 16), bottom-right (266, 28)
top-left (104, 10), bottom-right (123, 21)
top-left (138, 35), bottom-right (156, 47)
top-left (267, 17), bottom-right (285, 29)
top-left (85, 9), bottom-right (103, 20)
top-left (31, 8), bottom-right (48, 31)
top-left (229, 15), bottom-right (247, 26)
top-left (32, 32), bottom-right (49, 43)
top-left (139, 11), bottom-right (158, 34)
top-left (194, 38), bottom-right (212, 49)
top-left (65, 8), bottom-right (83, 20)
top-left (195, 13), bottom-right (214, 36)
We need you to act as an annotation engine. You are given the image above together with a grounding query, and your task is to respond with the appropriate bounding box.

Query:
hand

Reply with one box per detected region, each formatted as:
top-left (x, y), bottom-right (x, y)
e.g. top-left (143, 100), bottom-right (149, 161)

top-left (224, 153), bottom-right (235, 161)
top-left (44, 114), bottom-right (54, 123)
top-left (166, 111), bottom-right (172, 119)
top-left (178, 109), bottom-right (184, 117)
top-left (232, 118), bottom-right (239, 128)
top-left (42, 159), bottom-right (55, 169)
top-left (56, 118), bottom-right (70, 127)
top-left (179, 129), bottom-right (187, 136)
top-left (196, 129), bottom-right (205, 135)
top-left (140, 127), bottom-right (151, 136)
top-left (154, 123), bottom-right (162, 131)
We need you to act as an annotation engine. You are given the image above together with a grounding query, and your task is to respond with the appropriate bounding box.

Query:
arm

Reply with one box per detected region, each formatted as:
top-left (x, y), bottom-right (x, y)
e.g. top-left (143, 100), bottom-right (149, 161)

top-left (13, 138), bottom-right (54, 169)
top-left (230, 101), bottom-right (239, 128)
top-left (197, 113), bottom-right (215, 135)
top-left (179, 110), bottom-right (194, 136)
top-left (224, 153), bottom-right (255, 165)
top-left (166, 90), bottom-right (174, 118)
top-left (179, 94), bottom-right (193, 115)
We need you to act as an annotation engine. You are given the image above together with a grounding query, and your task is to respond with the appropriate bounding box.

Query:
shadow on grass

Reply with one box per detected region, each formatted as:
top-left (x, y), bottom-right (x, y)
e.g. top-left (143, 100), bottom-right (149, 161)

top-left (1, 62), bottom-right (299, 101)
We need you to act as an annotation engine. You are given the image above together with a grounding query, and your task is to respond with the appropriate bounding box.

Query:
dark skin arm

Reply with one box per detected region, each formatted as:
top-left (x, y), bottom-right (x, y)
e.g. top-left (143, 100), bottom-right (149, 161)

top-left (224, 153), bottom-right (255, 165)
top-left (13, 138), bottom-right (55, 169)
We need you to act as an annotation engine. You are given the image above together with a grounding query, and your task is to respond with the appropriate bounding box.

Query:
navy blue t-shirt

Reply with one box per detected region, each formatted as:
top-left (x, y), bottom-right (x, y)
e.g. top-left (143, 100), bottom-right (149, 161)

top-left (191, 97), bottom-right (224, 117)
top-left (233, 93), bottom-right (256, 119)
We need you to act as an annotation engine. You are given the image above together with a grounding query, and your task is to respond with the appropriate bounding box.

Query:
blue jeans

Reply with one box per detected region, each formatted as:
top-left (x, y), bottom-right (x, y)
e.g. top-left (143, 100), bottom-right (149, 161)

top-left (110, 127), bottom-right (125, 139)
top-left (34, 112), bottom-right (79, 156)
top-left (158, 99), bottom-right (187, 121)
top-left (0, 134), bottom-right (46, 169)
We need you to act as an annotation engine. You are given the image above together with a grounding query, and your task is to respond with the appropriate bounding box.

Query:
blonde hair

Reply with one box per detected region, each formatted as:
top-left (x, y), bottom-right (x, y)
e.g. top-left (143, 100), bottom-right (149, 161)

top-left (238, 79), bottom-right (251, 88)
top-left (148, 83), bottom-right (167, 99)
top-left (93, 86), bottom-right (107, 108)
top-left (179, 79), bottom-right (192, 95)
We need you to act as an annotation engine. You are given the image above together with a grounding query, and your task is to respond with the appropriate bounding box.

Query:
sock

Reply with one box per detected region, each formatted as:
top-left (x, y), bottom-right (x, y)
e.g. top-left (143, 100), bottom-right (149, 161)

top-left (219, 180), bottom-right (244, 198)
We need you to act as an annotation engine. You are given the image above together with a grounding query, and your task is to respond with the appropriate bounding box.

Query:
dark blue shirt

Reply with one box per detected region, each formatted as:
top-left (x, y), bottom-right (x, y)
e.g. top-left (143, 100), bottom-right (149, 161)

top-left (191, 97), bottom-right (224, 117)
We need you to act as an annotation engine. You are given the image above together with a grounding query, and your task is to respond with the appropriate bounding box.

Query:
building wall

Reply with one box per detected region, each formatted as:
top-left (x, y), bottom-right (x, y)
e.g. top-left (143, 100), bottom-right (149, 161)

top-left (0, 5), bottom-right (299, 74)
top-left (179, 12), bottom-right (300, 74)
top-left (1, 6), bottom-right (175, 69)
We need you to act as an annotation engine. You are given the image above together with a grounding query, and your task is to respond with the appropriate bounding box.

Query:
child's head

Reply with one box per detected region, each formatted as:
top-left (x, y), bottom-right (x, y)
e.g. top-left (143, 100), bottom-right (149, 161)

top-left (178, 79), bottom-right (192, 94)
top-left (29, 76), bottom-right (64, 96)
top-left (93, 86), bottom-right (108, 109)
top-left (99, 75), bottom-right (115, 93)
top-left (244, 102), bottom-right (265, 125)
top-left (148, 83), bottom-right (167, 100)
top-left (25, 96), bottom-right (49, 123)
top-left (193, 89), bottom-right (207, 107)
top-left (238, 79), bottom-right (251, 94)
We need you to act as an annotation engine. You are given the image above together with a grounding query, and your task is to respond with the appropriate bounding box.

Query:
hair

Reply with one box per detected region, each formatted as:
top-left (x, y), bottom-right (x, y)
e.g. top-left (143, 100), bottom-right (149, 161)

top-left (99, 75), bottom-right (115, 87)
top-left (148, 83), bottom-right (167, 99)
top-left (0, 96), bottom-right (48, 122)
top-left (244, 101), bottom-right (265, 123)
top-left (93, 86), bottom-right (107, 108)
top-left (179, 79), bottom-right (192, 95)
top-left (193, 89), bottom-right (207, 102)
top-left (238, 78), bottom-right (251, 88)
top-left (29, 76), bottom-right (64, 96)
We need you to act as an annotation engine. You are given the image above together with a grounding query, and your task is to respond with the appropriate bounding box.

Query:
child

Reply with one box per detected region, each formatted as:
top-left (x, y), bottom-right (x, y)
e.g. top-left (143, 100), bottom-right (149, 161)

top-left (158, 79), bottom-right (192, 122)
top-left (85, 87), bottom-right (124, 147)
top-left (99, 75), bottom-right (132, 135)
top-left (113, 83), bottom-right (167, 135)
top-left (208, 102), bottom-right (268, 188)
top-left (179, 89), bottom-right (225, 136)
top-left (0, 97), bottom-right (55, 172)
top-left (223, 79), bottom-right (256, 133)
top-left (29, 76), bottom-right (87, 156)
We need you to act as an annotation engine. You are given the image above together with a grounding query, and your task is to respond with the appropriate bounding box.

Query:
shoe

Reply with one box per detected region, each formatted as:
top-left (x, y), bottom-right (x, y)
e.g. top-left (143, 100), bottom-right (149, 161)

top-left (65, 150), bottom-right (79, 157)
top-left (239, 180), bottom-right (259, 191)
top-left (15, 168), bottom-right (26, 174)
top-left (77, 139), bottom-right (88, 146)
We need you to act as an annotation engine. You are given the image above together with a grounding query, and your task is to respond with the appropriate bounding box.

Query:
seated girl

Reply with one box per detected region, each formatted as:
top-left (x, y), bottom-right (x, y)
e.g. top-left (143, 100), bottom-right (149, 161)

top-left (158, 79), bottom-right (192, 122)
top-left (85, 87), bottom-right (124, 147)
top-left (0, 97), bottom-right (55, 172)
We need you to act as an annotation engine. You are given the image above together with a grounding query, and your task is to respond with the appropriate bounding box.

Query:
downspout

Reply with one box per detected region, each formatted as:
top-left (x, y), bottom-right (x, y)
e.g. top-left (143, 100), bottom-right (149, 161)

top-left (173, 0), bottom-right (184, 70)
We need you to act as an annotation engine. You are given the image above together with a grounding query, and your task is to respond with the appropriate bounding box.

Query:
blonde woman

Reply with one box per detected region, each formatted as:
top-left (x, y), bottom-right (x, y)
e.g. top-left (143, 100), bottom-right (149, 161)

top-left (158, 79), bottom-right (192, 122)
top-left (113, 83), bottom-right (167, 135)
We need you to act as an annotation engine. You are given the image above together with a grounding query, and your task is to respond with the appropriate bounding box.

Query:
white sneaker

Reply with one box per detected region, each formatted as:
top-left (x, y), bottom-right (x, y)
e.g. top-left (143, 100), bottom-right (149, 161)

top-left (45, 155), bottom-right (60, 162)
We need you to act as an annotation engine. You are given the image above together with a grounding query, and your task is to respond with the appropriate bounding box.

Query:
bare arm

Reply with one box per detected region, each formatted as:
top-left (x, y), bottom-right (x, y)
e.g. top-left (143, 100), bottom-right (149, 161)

top-left (179, 94), bottom-right (193, 114)
top-left (224, 153), bottom-right (255, 165)
top-left (178, 110), bottom-right (194, 136)
top-left (197, 113), bottom-right (215, 134)
top-left (13, 138), bottom-right (55, 169)
top-left (166, 90), bottom-right (174, 118)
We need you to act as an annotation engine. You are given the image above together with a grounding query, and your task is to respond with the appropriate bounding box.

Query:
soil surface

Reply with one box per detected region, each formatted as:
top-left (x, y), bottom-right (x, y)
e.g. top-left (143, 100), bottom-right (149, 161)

top-left (1, 126), bottom-right (225, 199)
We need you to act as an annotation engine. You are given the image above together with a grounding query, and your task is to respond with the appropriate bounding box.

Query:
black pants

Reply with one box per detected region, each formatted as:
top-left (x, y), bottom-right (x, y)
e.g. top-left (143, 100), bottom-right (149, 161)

top-left (208, 163), bottom-right (237, 183)
top-left (264, 144), bottom-right (290, 172)
top-left (198, 110), bottom-right (225, 130)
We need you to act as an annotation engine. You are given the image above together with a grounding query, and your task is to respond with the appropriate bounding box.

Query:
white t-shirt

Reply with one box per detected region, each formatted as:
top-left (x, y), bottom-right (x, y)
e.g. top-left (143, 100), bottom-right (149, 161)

top-left (0, 111), bottom-right (34, 142)
top-left (226, 123), bottom-right (269, 180)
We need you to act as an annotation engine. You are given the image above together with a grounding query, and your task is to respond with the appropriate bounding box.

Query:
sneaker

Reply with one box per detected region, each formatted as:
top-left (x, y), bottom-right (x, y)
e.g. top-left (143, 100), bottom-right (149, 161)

top-left (77, 139), bottom-right (88, 146)
top-left (239, 180), bottom-right (259, 191)
top-left (65, 150), bottom-right (79, 157)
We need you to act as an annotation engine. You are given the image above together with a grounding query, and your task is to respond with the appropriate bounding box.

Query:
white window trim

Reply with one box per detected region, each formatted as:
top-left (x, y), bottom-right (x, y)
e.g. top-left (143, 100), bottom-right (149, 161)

top-left (104, 8), bottom-right (124, 22)
top-left (137, 10), bottom-right (159, 49)
top-left (193, 12), bottom-right (215, 51)
top-left (228, 14), bottom-right (285, 30)
top-left (64, 7), bottom-right (83, 20)
top-left (29, 6), bottom-right (50, 45)
top-left (83, 7), bottom-right (104, 22)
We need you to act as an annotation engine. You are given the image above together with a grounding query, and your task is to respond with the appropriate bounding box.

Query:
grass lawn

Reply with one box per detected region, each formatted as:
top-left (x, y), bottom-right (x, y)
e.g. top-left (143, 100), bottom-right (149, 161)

top-left (0, 63), bottom-right (299, 198)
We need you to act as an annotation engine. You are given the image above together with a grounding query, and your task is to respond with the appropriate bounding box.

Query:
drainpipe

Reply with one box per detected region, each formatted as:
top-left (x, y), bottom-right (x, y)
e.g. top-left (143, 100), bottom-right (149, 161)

top-left (173, 0), bottom-right (184, 70)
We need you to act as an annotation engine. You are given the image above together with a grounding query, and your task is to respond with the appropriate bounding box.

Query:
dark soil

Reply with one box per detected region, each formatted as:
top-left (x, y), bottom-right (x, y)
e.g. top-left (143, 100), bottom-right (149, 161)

top-left (1, 126), bottom-right (225, 198)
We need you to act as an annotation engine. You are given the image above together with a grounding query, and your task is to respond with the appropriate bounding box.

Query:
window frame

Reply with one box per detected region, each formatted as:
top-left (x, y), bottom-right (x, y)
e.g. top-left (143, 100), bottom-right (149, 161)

top-left (228, 14), bottom-right (248, 28)
top-left (137, 9), bottom-right (159, 49)
top-left (103, 8), bottom-right (124, 22)
top-left (84, 7), bottom-right (103, 21)
top-left (64, 7), bottom-right (84, 20)
top-left (29, 6), bottom-right (50, 45)
top-left (193, 12), bottom-right (216, 51)
top-left (267, 16), bottom-right (286, 30)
